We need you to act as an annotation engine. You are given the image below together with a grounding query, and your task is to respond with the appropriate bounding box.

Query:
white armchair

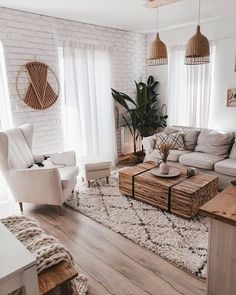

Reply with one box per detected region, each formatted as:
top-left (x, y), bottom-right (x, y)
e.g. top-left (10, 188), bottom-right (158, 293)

top-left (0, 124), bottom-right (79, 214)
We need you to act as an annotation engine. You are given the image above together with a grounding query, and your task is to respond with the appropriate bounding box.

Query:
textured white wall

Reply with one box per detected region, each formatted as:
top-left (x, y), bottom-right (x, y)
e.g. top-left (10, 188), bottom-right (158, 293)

top-left (0, 7), bottom-right (146, 155)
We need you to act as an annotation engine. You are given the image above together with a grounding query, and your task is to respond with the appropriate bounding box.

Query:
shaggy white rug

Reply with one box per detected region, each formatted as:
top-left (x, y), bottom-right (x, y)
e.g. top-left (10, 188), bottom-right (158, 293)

top-left (65, 173), bottom-right (209, 279)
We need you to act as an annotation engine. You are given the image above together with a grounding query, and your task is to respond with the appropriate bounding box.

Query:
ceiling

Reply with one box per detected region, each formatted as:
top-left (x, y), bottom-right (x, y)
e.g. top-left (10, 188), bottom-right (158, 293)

top-left (0, 0), bottom-right (235, 33)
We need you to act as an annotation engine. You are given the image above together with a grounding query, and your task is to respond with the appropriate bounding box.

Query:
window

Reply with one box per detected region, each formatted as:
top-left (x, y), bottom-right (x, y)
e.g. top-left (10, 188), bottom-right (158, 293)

top-left (167, 45), bottom-right (215, 128)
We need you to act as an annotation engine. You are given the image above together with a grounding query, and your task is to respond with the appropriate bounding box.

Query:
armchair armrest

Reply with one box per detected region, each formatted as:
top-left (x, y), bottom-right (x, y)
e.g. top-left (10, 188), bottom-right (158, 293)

top-left (10, 167), bottom-right (64, 205)
top-left (49, 151), bottom-right (76, 166)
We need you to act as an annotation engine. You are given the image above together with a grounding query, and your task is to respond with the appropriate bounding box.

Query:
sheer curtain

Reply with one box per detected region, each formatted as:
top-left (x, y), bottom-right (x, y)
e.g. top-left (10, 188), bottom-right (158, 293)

top-left (167, 45), bottom-right (215, 128)
top-left (0, 42), bottom-right (13, 203)
top-left (59, 43), bottom-right (116, 165)
top-left (0, 42), bottom-right (13, 130)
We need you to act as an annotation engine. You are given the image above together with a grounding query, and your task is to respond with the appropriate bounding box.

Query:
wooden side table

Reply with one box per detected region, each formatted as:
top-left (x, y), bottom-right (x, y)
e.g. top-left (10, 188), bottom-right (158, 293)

top-left (200, 185), bottom-right (236, 295)
top-left (0, 222), bottom-right (39, 295)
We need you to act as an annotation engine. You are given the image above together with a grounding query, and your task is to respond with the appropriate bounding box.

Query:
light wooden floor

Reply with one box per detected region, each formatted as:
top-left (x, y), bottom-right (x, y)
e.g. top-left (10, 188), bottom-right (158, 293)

top-left (0, 199), bottom-right (206, 295)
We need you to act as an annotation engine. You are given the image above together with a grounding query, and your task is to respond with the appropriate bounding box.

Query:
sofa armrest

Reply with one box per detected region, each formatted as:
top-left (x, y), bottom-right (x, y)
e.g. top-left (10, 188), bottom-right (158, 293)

top-left (48, 151), bottom-right (76, 166)
top-left (143, 136), bottom-right (155, 155)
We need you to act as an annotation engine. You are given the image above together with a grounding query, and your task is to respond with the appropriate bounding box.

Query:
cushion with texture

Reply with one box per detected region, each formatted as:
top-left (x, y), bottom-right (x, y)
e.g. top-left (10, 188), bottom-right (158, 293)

top-left (164, 127), bottom-right (179, 135)
top-left (195, 130), bottom-right (234, 158)
top-left (164, 127), bottom-right (200, 151)
top-left (214, 159), bottom-right (236, 177)
top-left (154, 132), bottom-right (184, 150)
top-left (179, 152), bottom-right (224, 170)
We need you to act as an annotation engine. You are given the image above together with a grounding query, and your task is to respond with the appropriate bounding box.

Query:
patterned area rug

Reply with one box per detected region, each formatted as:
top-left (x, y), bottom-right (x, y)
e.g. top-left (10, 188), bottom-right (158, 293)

top-left (65, 173), bottom-right (209, 279)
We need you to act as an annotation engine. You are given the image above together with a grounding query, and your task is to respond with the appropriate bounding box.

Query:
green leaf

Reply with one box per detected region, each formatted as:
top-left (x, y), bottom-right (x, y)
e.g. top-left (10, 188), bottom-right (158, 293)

top-left (147, 75), bottom-right (154, 86)
top-left (122, 115), bottom-right (133, 137)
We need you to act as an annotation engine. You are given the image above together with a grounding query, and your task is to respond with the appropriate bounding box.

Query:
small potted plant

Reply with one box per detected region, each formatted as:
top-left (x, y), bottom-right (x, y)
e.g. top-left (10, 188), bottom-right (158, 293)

top-left (158, 142), bottom-right (171, 174)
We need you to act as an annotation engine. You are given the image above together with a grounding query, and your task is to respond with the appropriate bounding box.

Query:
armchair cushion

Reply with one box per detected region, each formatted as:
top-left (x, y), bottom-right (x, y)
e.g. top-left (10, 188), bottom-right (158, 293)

top-left (50, 151), bottom-right (76, 166)
top-left (6, 128), bottom-right (34, 169)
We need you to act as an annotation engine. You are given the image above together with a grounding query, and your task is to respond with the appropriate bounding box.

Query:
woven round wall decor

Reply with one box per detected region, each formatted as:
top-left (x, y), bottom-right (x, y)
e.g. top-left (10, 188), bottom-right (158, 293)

top-left (16, 61), bottom-right (60, 110)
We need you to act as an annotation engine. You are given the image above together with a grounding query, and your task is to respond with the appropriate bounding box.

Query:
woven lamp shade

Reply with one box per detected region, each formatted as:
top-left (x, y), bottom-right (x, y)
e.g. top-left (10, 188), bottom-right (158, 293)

top-left (147, 33), bottom-right (168, 66)
top-left (185, 25), bottom-right (210, 65)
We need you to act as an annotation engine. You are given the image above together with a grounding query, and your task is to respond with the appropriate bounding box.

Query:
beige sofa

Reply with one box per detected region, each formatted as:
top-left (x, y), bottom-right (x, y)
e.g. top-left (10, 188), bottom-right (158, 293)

top-left (143, 126), bottom-right (236, 190)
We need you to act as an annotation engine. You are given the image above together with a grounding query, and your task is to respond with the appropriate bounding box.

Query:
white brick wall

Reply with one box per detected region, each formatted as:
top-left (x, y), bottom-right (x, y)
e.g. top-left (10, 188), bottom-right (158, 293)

top-left (0, 7), bottom-right (146, 155)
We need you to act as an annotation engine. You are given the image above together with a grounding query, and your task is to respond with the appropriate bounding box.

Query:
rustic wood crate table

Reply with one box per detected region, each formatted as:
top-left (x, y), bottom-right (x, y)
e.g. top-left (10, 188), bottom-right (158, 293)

top-left (119, 161), bottom-right (157, 196)
top-left (171, 173), bottom-right (218, 218)
top-left (119, 162), bottom-right (218, 218)
top-left (134, 167), bottom-right (187, 211)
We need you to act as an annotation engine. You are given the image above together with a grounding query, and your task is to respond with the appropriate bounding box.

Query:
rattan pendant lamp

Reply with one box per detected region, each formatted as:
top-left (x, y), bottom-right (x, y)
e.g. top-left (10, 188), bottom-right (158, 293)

top-left (147, 4), bottom-right (168, 66)
top-left (185, 0), bottom-right (210, 65)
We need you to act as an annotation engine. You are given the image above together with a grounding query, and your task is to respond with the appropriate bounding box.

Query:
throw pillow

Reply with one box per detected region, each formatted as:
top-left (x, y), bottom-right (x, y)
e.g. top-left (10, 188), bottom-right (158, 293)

top-left (164, 127), bottom-right (200, 151)
top-left (154, 132), bottom-right (185, 150)
top-left (195, 130), bottom-right (234, 158)
top-left (164, 127), bottom-right (179, 135)
top-left (182, 129), bottom-right (200, 151)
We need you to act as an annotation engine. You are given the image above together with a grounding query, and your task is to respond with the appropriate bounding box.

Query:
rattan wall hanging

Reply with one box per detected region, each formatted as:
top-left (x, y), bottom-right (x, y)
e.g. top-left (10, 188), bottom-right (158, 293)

top-left (16, 61), bottom-right (59, 110)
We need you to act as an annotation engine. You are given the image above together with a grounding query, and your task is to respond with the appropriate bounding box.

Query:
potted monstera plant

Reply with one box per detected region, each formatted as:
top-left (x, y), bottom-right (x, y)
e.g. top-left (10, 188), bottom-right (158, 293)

top-left (112, 75), bottom-right (167, 163)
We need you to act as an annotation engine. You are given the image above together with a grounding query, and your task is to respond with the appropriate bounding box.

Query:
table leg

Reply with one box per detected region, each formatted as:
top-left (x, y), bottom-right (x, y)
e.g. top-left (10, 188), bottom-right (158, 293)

top-left (23, 265), bottom-right (39, 295)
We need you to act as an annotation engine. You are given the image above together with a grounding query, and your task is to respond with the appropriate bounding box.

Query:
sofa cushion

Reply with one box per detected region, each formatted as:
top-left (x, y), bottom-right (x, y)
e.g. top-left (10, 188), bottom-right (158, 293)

top-left (179, 152), bottom-right (224, 170)
top-left (195, 130), bottom-right (234, 158)
top-left (149, 149), bottom-right (191, 162)
top-left (229, 135), bottom-right (236, 160)
top-left (58, 166), bottom-right (79, 189)
top-left (214, 159), bottom-right (236, 177)
top-left (6, 128), bottom-right (35, 169)
top-left (154, 132), bottom-right (184, 150)
top-left (182, 129), bottom-right (200, 151)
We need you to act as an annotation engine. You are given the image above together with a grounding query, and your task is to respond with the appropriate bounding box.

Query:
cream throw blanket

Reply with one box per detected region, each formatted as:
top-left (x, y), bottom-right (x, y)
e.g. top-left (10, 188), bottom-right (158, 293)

top-left (1, 215), bottom-right (88, 295)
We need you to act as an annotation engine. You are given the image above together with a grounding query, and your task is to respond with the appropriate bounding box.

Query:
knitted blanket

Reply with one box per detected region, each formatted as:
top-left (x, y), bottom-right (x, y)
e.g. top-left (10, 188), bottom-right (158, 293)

top-left (1, 215), bottom-right (88, 295)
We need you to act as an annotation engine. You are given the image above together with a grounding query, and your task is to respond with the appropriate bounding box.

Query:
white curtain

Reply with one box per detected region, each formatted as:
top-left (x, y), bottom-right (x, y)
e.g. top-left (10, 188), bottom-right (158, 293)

top-left (59, 43), bottom-right (116, 165)
top-left (0, 42), bottom-right (13, 203)
top-left (0, 42), bottom-right (13, 130)
top-left (167, 45), bottom-right (215, 128)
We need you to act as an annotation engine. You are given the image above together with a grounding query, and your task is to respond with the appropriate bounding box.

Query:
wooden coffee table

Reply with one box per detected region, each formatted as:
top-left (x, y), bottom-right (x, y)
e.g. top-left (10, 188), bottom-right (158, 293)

top-left (119, 162), bottom-right (218, 218)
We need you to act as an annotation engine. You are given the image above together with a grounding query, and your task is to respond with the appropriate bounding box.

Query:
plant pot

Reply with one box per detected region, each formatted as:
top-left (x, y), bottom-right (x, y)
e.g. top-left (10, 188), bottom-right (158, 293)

top-left (128, 151), bottom-right (146, 165)
top-left (160, 162), bottom-right (169, 174)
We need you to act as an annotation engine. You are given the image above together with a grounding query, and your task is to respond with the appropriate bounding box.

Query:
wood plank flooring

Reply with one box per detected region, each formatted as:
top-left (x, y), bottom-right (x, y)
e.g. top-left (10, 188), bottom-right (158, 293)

top-left (0, 199), bottom-right (206, 295)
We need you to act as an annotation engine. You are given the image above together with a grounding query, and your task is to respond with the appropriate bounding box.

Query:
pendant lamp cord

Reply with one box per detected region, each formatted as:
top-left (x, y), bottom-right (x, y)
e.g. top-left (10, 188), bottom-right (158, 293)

top-left (197, 0), bottom-right (201, 25)
top-left (156, 4), bottom-right (159, 32)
